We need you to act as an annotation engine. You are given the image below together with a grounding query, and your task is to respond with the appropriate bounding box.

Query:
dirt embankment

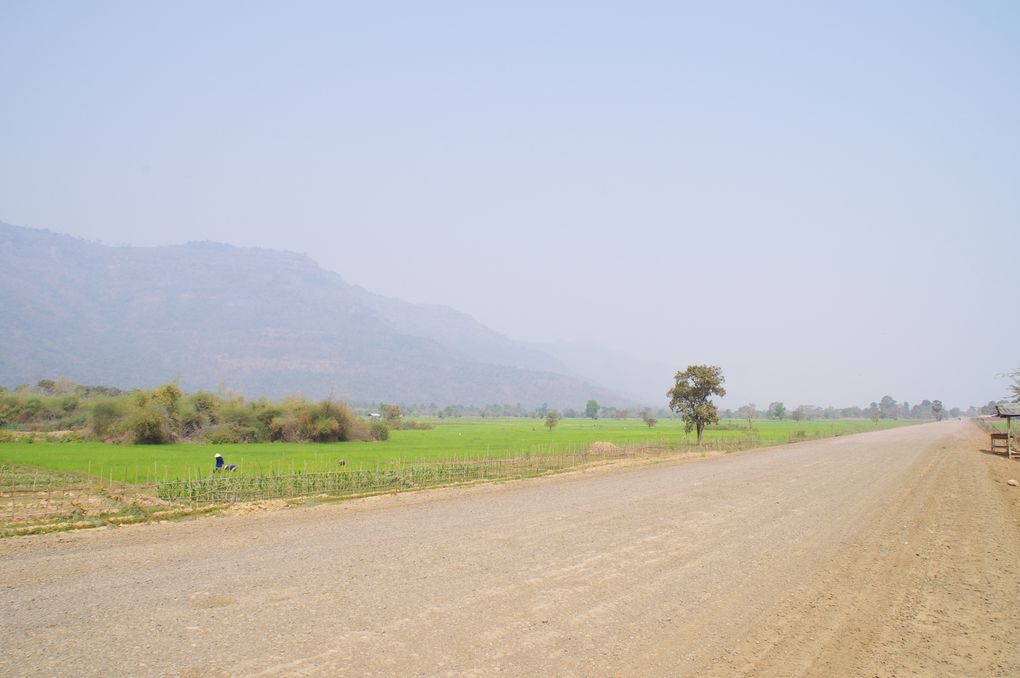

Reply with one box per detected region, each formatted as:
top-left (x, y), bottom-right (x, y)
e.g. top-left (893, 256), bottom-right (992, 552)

top-left (0, 420), bottom-right (1017, 677)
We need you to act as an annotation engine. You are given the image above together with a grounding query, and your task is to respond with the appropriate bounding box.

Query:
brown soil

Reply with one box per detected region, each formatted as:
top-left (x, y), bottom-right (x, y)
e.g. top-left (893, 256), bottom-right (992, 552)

top-left (0, 420), bottom-right (1017, 676)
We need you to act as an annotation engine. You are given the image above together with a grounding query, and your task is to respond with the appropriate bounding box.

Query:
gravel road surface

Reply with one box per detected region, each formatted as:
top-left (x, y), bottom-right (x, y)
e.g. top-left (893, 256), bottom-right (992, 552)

top-left (1, 420), bottom-right (1018, 676)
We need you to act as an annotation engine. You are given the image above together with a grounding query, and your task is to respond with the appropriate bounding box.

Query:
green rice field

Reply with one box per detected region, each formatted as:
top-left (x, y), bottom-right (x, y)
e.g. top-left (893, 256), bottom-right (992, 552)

top-left (0, 417), bottom-right (915, 485)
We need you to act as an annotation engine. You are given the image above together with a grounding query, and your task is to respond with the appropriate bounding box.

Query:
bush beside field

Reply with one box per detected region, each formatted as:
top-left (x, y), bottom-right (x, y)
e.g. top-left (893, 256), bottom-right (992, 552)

top-left (0, 379), bottom-right (387, 445)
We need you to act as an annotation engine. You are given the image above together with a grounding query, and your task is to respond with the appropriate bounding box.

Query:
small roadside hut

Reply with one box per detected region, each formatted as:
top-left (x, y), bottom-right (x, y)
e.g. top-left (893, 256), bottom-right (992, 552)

top-left (993, 403), bottom-right (1020, 460)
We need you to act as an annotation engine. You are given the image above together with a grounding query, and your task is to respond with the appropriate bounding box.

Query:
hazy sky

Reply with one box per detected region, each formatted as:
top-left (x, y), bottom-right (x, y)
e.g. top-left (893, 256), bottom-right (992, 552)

top-left (2, 1), bottom-right (1018, 408)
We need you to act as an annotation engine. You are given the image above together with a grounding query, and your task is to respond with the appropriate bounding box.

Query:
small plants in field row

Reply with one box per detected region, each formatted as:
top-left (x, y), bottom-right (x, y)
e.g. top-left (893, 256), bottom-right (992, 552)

top-left (0, 463), bottom-right (81, 490)
top-left (154, 430), bottom-right (811, 504)
top-left (155, 455), bottom-right (584, 503)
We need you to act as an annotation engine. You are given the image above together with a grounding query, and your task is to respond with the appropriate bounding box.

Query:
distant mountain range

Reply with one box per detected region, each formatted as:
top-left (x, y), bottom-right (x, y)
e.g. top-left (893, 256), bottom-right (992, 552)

top-left (0, 221), bottom-right (624, 407)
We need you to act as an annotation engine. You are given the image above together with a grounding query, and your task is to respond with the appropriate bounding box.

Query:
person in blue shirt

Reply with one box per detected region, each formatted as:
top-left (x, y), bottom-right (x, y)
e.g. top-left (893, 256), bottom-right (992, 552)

top-left (213, 454), bottom-right (236, 472)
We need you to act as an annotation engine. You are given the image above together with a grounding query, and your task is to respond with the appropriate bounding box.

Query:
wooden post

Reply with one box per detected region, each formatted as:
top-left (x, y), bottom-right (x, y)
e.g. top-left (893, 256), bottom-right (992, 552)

top-left (1009, 415), bottom-right (1014, 460)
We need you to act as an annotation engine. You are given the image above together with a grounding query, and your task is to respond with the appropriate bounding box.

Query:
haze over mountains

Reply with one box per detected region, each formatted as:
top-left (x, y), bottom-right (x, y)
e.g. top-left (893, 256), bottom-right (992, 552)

top-left (0, 222), bottom-right (623, 406)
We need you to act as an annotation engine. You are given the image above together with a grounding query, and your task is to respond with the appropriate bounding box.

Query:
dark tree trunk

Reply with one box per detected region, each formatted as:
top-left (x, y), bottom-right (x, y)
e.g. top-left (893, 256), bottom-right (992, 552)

top-left (696, 421), bottom-right (704, 445)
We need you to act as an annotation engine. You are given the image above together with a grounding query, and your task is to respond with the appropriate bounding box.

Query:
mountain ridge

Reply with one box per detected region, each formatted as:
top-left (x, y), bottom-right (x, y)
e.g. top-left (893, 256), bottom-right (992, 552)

top-left (0, 221), bottom-right (622, 407)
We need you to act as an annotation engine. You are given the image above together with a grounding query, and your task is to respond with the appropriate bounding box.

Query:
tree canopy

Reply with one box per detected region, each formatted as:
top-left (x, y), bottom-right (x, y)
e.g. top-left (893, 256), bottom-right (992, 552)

top-left (667, 365), bottom-right (726, 444)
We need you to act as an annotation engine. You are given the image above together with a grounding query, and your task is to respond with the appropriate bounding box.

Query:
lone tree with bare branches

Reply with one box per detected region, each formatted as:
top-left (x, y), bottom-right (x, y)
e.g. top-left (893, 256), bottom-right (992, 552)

top-left (668, 365), bottom-right (726, 445)
top-left (738, 403), bottom-right (756, 429)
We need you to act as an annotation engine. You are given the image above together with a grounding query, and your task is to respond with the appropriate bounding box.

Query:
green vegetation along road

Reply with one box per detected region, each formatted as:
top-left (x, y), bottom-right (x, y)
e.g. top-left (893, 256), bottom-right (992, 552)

top-left (0, 418), bottom-right (915, 483)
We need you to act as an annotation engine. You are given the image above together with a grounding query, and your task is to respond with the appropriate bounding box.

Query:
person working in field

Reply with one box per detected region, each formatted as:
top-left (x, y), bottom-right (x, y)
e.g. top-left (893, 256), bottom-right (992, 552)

top-left (213, 453), bottom-right (237, 472)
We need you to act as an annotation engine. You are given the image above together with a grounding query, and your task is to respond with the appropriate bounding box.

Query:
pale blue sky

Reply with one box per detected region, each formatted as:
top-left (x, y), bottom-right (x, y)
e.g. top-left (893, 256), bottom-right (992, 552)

top-left (1, 1), bottom-right (1018, 407)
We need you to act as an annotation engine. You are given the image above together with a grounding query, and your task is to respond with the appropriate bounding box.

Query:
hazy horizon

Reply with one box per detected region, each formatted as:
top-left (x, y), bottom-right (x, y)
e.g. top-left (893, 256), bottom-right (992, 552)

top-left (2, 2), bottom-right (1018, 409)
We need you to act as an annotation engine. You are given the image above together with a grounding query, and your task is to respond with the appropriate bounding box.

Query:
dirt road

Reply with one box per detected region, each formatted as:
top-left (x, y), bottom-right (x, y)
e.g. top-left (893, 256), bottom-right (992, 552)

top-left (1, 421), bottom-right (1018, 676)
